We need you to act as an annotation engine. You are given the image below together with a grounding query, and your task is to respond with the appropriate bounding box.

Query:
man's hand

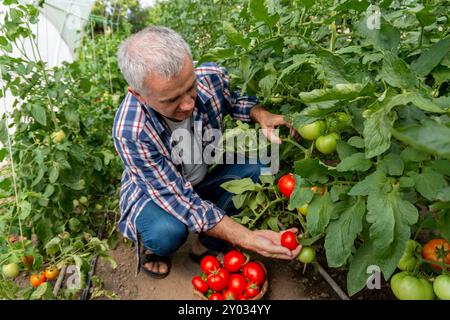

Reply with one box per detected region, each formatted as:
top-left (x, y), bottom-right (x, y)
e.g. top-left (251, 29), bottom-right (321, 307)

top-left (250, 105), bottom-right (300, 144)
top-left (242, 228), bottom-right (302, 260)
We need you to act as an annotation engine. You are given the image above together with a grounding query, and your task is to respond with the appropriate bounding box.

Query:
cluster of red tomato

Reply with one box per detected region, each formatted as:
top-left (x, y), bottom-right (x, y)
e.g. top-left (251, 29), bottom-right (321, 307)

top-left (30, 267), bottom-right (60, 287)
top-left (191, 250), bottom-right (266, 300)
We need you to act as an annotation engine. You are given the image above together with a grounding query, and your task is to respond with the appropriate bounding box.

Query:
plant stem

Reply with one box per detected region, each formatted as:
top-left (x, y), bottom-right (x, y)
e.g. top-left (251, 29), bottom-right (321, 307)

top-left (282, 137), bottom-right (308, 153)
top-left (249, 198), bottom-right (286, 228)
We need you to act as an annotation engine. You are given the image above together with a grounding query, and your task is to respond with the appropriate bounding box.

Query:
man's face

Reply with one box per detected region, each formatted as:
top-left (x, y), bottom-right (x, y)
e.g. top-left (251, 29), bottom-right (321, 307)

top-left (140, 57), bottom-right (197, 122)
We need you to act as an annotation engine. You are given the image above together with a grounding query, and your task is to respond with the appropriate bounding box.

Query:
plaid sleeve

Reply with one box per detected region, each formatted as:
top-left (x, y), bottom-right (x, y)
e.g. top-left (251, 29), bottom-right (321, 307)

top-left (113, 136), bottom-right (225, 233)
top-left (217, 65), bottom-right (259, 122)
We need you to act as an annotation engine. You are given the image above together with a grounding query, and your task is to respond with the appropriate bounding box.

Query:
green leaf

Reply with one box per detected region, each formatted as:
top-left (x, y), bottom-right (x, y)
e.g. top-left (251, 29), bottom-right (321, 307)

top-left (400, 146), bottom-right (429, 163)
top-left (0, 118), bottom-right (8, 144)
top-left (336, 140), bottom-right (357, 160)
top-left (411, 36), bottom-right (450, 77)
top-left (431, 160), bottom-right (450, 175)
top-left (392, 120), bottom-right (450, 159)
top-left (221, 178), bottom-right (257, 194)
top-left (232, 192), bottom-right (249, 209)
top-left (363, 100), bottom-right (396, 159)
top-left (266, 216), bottom-right (280, 232)
top-left (399, 177), bottom-right (415, 188)
top-left (258, 73), bottom-right (277, 97)
top-left (380, 52), bottom-right (417, 89)
top-left (30, 105), bottom-right (47, 126)
top-left (409, 167), bottom-right (447, 201)
top-left (49, 165), bottom-right (59, 184)
top-left (357, 17), bottom-right (400, 51)
top-left (336, 153), bottom-right (372, 172)
top-left (437, 187), bottom-right (450, 202)
top-left (437, 211), bottom-right (450, 241)
top-left (30, 282), bottom-right (54, 300)
top-left (259, 174), bottom-right (275, 185)
top-left (293, 159), bottom-right (329, 184)
top-left (380, 153), bottom-right (404, 176)
top-left (31, 168), bottom-right (45, 187)
top-left (347, 136), bottom-right (365, 149)
top-left (299, 83), bottom-right (364, 103)
top-left (223, 22), bottom-right (250, 50)
top-left (306, 193), bottom-right (334, 236)
top-left (45, 237), bottom-right (61, 256)
top-left (367, 188), bottom-right (418, 251)
top-left (347, 189), bottom-right (418, 296)
top-left (79, 78), bottom-right (91, 93)
top-left (289, 175), bottom-right (314, 210)
top-left (325, 197), bottom-right (366, 267)
top-left (330, 185), bottom-right (350, 202)
top-left (19, 200), bottom-right (31, 220)
top-left (249, 0), bottom-right (279, 27)
top-left (69, 218), bottom-right (81, 232)
top-left (349, 170), bottom-right (387, 196)
top-left (43, 185), bottom-right (55, 198)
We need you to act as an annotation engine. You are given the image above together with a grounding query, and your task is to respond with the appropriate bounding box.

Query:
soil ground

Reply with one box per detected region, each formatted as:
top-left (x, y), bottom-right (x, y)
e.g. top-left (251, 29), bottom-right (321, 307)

top-left (94, 234), bottom-right (395, 300)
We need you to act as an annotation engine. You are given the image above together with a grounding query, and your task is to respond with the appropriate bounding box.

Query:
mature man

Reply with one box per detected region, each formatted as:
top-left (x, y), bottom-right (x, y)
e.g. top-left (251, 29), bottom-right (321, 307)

top-left (113, 26), bottom-right (301, 279)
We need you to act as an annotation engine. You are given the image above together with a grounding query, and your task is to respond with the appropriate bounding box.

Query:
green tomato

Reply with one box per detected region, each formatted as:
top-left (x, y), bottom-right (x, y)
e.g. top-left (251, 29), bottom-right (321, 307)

top-left (95, 204), bottom-right (103, 211)
top-left (315, 134), bottom-right (338, 155)
top-left (297, 204), bottom-right (308, 216)
top-left (397, 239), bottom-right (422, 272)
top-left (297, 121), bottom-right (326, 141)
top-left (51, 130), bottom-right (66, 144)
top-left (298, 246), bottom-right (316, 264)
top-left (79, 196), bottom-right (88, 205)
top-left (390, 272), bottom-right (435, 300)
top-left (269, 96), bottom-right (284, 104)
top-left (2, 262), bottom-right (20, 278)
top-left (433, 274), bottom-right (450, 300)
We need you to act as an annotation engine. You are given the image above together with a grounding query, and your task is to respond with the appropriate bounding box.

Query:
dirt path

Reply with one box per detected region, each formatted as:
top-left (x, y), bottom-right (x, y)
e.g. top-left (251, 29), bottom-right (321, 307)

top-left (94, 234), bottom-right (339, 300)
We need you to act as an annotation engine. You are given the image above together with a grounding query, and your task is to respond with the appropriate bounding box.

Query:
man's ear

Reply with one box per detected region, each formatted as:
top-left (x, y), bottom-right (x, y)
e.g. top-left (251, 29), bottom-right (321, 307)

top-left (128, 87), bottom-right (148, 105)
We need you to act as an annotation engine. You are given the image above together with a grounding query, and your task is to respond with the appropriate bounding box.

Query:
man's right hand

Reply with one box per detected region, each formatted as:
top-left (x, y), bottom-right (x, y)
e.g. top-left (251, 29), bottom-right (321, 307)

top-left (243, 228), bottom-right (302, 260)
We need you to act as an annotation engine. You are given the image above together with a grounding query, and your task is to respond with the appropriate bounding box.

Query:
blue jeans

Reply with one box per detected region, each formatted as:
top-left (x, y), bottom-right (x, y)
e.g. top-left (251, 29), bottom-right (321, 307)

top-left (136, 161), bottom-right (266, 257)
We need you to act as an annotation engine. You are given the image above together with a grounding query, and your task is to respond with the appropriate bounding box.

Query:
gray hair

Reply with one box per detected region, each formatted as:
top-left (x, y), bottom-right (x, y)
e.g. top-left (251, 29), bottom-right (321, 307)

top-left (117, 26), bottom-right (192, 96)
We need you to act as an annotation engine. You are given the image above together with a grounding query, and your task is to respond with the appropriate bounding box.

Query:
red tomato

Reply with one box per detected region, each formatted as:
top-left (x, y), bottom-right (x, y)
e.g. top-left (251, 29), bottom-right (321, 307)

top-left (242, 262), bottom-right (266, 286)
top-left (223, 289), bottom-right (238, 300)
top-left (200, 255), bottom-right (220, 274)
top-left (191, 275), bottom-right (208, 294)
top-left (228, 274), bottom-right (247, 295)
top-left (223, 250), bottom-right (247, 273)
top-left (422, 238), bottom-right (450, 270)
top-left (217, 268), bottom-right (229, 285)
top-left (207, 273), bottom-right (227, 291)
top-left (278, 173), bottom-right (295, 198)
top-left (30, 272), bottom-right (46, 287)
top-left (280, 231), bottom-right (299, 250)
top-left (245, 282), bottom-right (260, 298)
top-left (238, 295), bottom-right (248, 300)
top-left (209, 293), bottom-right (224, 300)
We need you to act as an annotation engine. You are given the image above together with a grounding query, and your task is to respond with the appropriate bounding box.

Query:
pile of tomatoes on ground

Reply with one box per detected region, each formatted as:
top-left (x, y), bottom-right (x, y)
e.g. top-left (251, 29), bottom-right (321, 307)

top-left (191, 250), bottom-right (267, 300)
top-left (392, 238), bottom-right (450, 300)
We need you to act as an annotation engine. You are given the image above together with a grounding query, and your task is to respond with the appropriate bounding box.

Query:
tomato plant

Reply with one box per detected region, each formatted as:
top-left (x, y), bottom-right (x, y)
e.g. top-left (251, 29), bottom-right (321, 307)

top-left (422, 239), bottom-right (450, 270)
top-left (280, 231), bottom-right (299, 250)
top-left (390, 272), bottom-right (435, 300)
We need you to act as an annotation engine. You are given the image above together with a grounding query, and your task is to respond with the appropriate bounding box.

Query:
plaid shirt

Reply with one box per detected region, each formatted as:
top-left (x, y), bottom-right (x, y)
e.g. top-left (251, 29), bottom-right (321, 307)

top-left (112, 62), bottom-right (259, 244)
